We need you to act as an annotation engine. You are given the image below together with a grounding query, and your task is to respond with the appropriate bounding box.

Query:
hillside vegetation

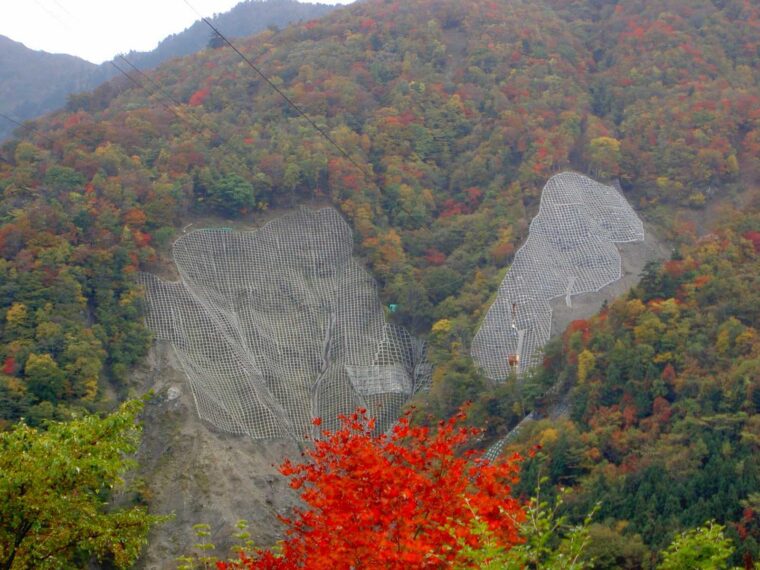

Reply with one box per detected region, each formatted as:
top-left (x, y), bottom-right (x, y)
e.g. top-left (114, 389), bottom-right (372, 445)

top-left (0, 35), bottom-right (103, 140)
top-left (0, 0), bottom-right (337, 140)
top-left (1, 0), bottom-right (756, 425)
top-left (509, 209), bottom-right (760, 565)
top-left (0, 0), bottom-right (758, 562)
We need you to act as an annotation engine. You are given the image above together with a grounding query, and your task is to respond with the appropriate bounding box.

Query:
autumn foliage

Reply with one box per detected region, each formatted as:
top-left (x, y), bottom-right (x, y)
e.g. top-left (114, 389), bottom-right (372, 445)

top-left (219, 409), bottom-right (524, 569)
top-left (1, 0), bottom-right (758, 428)
top-left (511, 220), bottom-right (760, 563)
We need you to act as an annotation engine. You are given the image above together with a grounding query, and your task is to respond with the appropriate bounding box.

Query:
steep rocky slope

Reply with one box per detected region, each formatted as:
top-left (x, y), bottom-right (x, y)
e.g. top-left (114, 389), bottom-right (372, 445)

top-left (133, 343), bottom-right (300, 567)
top-left (0, 0), bottom-right (756, 562)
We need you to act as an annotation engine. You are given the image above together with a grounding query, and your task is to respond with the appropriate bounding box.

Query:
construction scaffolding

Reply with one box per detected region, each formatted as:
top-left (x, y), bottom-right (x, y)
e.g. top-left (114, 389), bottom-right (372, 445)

top-left (472, 172), bottom-right (644, 381)
top-left (140, 208), bottom-right (430, 440)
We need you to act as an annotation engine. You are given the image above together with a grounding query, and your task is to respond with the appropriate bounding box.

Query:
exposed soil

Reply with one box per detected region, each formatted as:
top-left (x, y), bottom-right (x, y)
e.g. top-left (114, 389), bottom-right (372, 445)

top-left (130, 203), bottom-right (351, 568)
top-left (133, 343), bottom-right (301, 569)
top-left (550, 222), bottom-right (671, 336)
top-left (132, 208), bottom-right (671, 568)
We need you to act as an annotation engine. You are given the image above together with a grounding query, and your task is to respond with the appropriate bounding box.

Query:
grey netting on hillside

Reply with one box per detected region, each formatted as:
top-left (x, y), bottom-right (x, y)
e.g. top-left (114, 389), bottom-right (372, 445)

top-left (472, 172), bottom-right (644, 381)
top-left (140, 208), bottom-right (430, 440)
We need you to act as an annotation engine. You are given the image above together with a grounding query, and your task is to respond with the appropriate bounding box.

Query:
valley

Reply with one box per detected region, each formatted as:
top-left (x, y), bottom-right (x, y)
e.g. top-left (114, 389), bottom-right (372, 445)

top-left (0, 0), bottom-right (757, 567)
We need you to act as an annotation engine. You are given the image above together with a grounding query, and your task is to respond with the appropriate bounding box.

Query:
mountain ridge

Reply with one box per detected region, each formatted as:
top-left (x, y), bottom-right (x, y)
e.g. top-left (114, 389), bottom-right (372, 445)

top-left (0, 0), bottom-right (757, 562)
top-left (0, 34), bottom-right (102, 133)
top-left (0, 0), bottom-right (339, 140)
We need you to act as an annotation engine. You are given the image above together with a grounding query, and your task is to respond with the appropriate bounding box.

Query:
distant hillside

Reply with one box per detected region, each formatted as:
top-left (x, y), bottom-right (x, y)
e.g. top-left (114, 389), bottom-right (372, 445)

top-left (0, 35), bottom-right (102, 138)
top-left (0, 0), bottom-right (758, 561)
top-left (1, 0), bottom-right (757, 422)
top-left (119, 0), bottom-right (337, 71)
top-left (0, 0), bottom-right (338, 140)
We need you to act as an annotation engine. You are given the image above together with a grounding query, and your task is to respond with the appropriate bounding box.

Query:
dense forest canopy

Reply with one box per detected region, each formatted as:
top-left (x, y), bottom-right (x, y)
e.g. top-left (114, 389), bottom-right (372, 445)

top-left (0, 0), bottom-right (338, 141)
top-left (0, 0), bottom-right (758, 563)
top-left (511, 209), bottom-right (760, 564)
top-left (1, 0), bottom-right (756, 425)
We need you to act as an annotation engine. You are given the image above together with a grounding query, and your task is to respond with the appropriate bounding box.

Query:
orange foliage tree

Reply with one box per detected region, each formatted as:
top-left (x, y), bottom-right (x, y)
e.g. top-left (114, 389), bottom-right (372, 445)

top-left (220, 409), bottom-right (524, 569)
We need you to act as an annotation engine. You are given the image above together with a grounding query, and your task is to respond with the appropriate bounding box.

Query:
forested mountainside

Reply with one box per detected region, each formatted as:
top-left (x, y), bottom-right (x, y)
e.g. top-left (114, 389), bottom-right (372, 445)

top-left (509, 211), bottom-right (760, 565)
top-left (0, 0), bottom-right (757, 421)
top-left (0, 35), bottom-right (103, 139)
top-left (118, 0), bottom-right (336, 71)
top-left (0, 0), bottom-right (338, 141)
top-left (0, 0), bottom-right (758, 561)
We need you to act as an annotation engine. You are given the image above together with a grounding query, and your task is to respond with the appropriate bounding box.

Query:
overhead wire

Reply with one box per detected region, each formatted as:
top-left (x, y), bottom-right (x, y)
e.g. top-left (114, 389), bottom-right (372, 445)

top-left (1, 63), bottom-right (201, 166)
top-left (2, 4), bottom-right (275, 172)
top-left (4, 1), bottom-right (378, 187)
top-left (117, 55), bottom-right (193, 111)
top-left (115, 25), bottom-right (286, 140)
top-left (113, 54), bottom-right (265, 148)
top-left (181, 0), bottom-right (373, 180)
top-left (6, 1), bottom-right (375, 183)
top-left (111, 53), bottom-right (289, 161)
top-left (109, 59), bottom-right (210, 139)
top-left (32, 0), bottom-right (72, 30)
top-left (0, 111), bottom-right (63, 163)
top-left (48, 0), bottom-right (73, 18)
top-left (0, 113), bottom-right (24, 162)
top-left (0, 112), bottom-right (24, 129)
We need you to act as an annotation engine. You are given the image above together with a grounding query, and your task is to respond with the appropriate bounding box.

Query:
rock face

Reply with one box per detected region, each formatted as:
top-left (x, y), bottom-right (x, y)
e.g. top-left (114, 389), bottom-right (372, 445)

top-left (132, 343), bottom-right (301, 568)
top-left (140, 208), bottom-right (430, 441)
top-left (135, 207), bottom-right (431, 565)
top-left (471, 172), bottom-right (646, 380)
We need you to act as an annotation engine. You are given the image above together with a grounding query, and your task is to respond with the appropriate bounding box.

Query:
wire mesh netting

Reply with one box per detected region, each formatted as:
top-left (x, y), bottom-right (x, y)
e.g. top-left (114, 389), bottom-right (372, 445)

top-left (140, 208), bottom-right (430, 440)
top-left (472, 172), bottom-right (644, 381)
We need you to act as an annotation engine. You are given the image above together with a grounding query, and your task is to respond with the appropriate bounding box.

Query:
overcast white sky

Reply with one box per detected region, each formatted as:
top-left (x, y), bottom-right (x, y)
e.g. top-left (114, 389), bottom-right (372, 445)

top-left (1, 0), bottom-right (354, 64)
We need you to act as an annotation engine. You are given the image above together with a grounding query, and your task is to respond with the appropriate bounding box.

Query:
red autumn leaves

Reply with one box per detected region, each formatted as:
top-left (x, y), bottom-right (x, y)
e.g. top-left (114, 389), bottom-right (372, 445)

top-left (219, 409), bottom-right (524, 569)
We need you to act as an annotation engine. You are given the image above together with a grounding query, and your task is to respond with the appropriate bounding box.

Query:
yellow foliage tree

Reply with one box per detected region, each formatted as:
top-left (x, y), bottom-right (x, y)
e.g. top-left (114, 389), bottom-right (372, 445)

top-left (431, 319), bottom-right (453, 335)
top-left (588, 136), bottom-right (622, 179)
top-left (5, 303), bottom-right (28, 328)
top-left (577, 349), bottom-right (596, 384)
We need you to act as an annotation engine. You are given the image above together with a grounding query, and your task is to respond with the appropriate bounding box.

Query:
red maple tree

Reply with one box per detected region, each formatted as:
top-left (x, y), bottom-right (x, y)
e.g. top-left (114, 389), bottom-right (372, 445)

top-left (220, 409), bottom-right (525, 569)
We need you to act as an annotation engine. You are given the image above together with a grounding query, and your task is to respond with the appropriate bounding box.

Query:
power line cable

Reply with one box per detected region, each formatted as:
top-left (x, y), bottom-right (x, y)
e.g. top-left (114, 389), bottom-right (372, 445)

top-left (182, 0), bottom-right (372, 180)
top-left (0, 111), bottom-right (60, 154)
top-left (115, 19), bottom-right (294, 143)
top-left (33, 0), bottom-right (72, 30)
top-left (109, 60), bottom-right (145, 90)
top-left (116, 55), bottom-right (216, 137)
top-left (109, 60), bottom-right (209, 139)
top-left (49, 0), bottom-right (73, 18)
top-left (6, 2), bottom-right (374, 182)
top-left (0, 112), bottom-right (24, 129)
top-left (0, 114), bottom-right (24, 163)
top-left (117, 55), bottom-right (191, 111)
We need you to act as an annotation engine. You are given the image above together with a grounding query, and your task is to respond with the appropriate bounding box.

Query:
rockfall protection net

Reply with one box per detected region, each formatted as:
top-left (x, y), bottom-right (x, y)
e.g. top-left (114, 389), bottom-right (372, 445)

top-left (140, 208), bottom-right (430, 440)
top-left (472, 172), bottom-right (644, 382)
